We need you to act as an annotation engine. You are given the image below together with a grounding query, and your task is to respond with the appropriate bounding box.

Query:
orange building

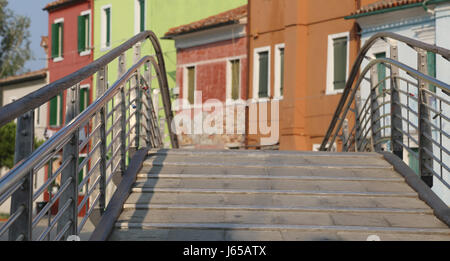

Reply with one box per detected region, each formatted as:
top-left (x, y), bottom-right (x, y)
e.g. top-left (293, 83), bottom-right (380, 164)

top-left (247, 0), bottom-right (380, 150)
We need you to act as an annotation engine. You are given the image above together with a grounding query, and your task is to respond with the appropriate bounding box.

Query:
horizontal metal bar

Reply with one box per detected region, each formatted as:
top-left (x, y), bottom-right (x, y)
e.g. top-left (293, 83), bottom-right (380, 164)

top-left (106, 146), bottom-right (121, 170)
top-left (393, 126), bottom-right (419, 146)
top-left (394, 87), bottom-right (419, 102)
top-left (422, 147), bottom-right (450, 174)
top-left (33, 155), bottom-right (73, 201)
top-left (0, 31), bottom-right (161, 127)
top-left (393, 140), bottom-right (419, 160)
top-left (106, 131), bottom-right (121, 155)
top-left (422, 162), bottom-right (450, 189)
top-left (0, 181), bottom-right (22, 207)
top-left (32, 176), bottom-right (73, 228)
top-left (54, 220), bottom-right (72, 241)
top-left (105, 115), bottom-right (122, 138)
top-left (126, 111), bottom-right (137, 124)
top-left (0, 205), bottom-right (25, 237)
top-left (393, 75), bottom-right (419, 87)
top-left (372, 113), bottom-right (391, 126)
top-left (78, 140), bottom-right (101, 174)
top-left (79, 123), bottom-right (101, 152)
top-left (393, 114), bottom-right (419, 131)
top-left (373, 137), bottom-right (391, 146)
top-left (0, 55), bottom-right (154, 198)
top-left (125, 124), bottom-right (136, 140)
top-left (422, 133), bottom-right (450, 157)
top-left (78, 157), bottom-right (101, 191)
top-left (394, 101), bottom-right (419, 117)
top-left (33, 136), bottom-right (72, 172)
top-left (36, 198), bottom-right (73, 241)
top-left (422, 103), bottom-right (450, 123)
top-left (77, 192), bottom-right (101, 234)
top-left (421, 118), bottom-right (450, 140)
top-left (422, 88), bottom-right (450, 106)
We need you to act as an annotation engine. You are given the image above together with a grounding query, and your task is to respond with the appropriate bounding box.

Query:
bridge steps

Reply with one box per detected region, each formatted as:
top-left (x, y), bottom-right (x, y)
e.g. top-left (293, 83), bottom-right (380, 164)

top-left (108, 150), bottom-right (450, 241)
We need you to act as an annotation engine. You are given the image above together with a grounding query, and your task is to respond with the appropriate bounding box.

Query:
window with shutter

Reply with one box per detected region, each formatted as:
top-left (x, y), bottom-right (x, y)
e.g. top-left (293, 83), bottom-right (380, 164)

top-left (49, 94), bottom-right (63, 126)
top-left (139, 0), bottom-right (145, 32)
top-left (333, 36), bottom-right (347, 90)
top-left (78, 13), bottom-right (90, 54)
top-left (280, 48), bottom-right (285, 96)
top-left (187, 67), bottom-right (195, 105)
top-left (51, 22), bottom-right (63, 59)
top-left (79, 87), bottom-right (89, 112)
top-left (231, 60), bottom-right (240, 100)
top-left (106, 8), bottom-right (111, 47)
top-left (258, 51), bottom-right (269, 98)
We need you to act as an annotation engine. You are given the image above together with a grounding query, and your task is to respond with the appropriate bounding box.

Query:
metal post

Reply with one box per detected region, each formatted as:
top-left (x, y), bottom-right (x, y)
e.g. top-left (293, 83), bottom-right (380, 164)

top-left (98, 66), bottom-right (108, 213)
top-left (370, 66), bottom-right (382, 151)
top-left (57, 84), bottom-right (80, 240)
top-left (144, 61), bottom-right (155, 148)
top-left (390, 42), bottom-right (403, 159)
top-left (135, 73), bottom-right (142, 149)
top-left (118, 53), bottom-right (127, 174)
top-left (417, 48), bottom-right (433, 187)
top-left (9, 110), bottom-right (34, 241)
top-left (354, 90), bottom-right (362, 151)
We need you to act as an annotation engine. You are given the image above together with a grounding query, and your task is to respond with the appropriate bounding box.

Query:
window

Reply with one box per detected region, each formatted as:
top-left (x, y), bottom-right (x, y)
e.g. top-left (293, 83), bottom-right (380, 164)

top-left (79, 85), bottom-right (90, 112)
top-left (49, 94), bottom-right (63, 127)
top-left (227, 59), bottom-right (241, 101)
top-left (274, 44), bottom-right (285, 99)
top-left (253, 46), bottom-right (271, 100)
top-left (101, 6), bottom-right (111, 49)
top-left (326, 32), bottom-right (349, 94)
top-left (135, 0), bottom-right (146, 33)
top-left (78, 11), bottom-right (91, 55)
top-left (184, 66), bottom-right (196, 105)
top-left (51, 19), bottom-right (64, 61)
top-left (427, 51), bottom-right (436, 93)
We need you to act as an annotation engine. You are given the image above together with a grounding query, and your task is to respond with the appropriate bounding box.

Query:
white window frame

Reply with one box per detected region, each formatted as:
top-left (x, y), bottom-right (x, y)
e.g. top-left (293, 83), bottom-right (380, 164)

top-left (79, 10), bottom-right (92, 56)
top-left (326, 32), bottom-right (350, 95)
top-left (252, 46), bottom-right (271, 102)
top-left (182, 65), bottom-right (197, 108)
top-left (226, 57), bottom-right (242, 104)
top-left (101, 5), bottom-right (112, 51)
top-left (134, 0), bottom-right (147, 34)
top-left (274, 43), bottom-right (285, 100)
top-left (53, 18), bottom-right (64, 62)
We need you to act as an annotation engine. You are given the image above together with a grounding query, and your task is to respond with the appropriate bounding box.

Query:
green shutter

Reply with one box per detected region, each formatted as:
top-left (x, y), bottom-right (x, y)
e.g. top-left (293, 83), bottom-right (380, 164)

top-left (375, 52), bottom-right (386, 95)
top-left (333, 37), bottom-right (347, 90)
top-left (60, 23), bottom-right (64, 57)
top-left (231, 60), bottom-right (240, 100)
top-left (51, 23), bottom-right (59, 58)
top-left (140, 0), bottom-right (145, 32)
top-left (49, 96), bottom-right (58, 126)
top-left (80, 88), bottom-right (88, 112)
top-left (187, 67), bottom-right (195, 104)
top-left (280, 48), bottom-right (285, 96)
top-left (409, 148), bottom-right (419, 175)
top-left (258, 51), bottom-right (269, 98)
top-left (106, 8), bottom-right (111, 47)
top-left (427, 52), bottom-right (436, 93)
top-left (78, 157), bottom-right (85, 184)
top-left (78, 15), bottom-right (86, 53)
top-left (60, 94), bottom-right (64, 125)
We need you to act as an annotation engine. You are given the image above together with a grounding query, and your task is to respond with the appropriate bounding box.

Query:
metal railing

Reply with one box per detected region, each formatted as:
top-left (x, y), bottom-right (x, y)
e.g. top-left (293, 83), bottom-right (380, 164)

top-left (320, 32), bottom-right (450, 194)
top-left (0, 31), bottom-right (177, 240)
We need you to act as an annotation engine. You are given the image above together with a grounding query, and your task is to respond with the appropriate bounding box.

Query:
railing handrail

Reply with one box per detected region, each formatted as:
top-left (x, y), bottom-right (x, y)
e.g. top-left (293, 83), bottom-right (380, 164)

top-left (0, 31), bottom-right (172, 136)
top-left (320, 32), bottom-right (450, 151)
top-left (0, 55), bottom-right (153, 197)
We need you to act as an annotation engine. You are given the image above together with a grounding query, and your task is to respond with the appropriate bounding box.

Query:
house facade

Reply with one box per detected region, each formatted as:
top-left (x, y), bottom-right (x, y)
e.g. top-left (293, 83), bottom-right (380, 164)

top-left (44, 0), bottom-right (94, 216)
top-left (246, 0), bottom-right (388, 151)
top-left (92, 0), bottom-right (247, 146)
top-left (164, 5), bottom-right (248, 149)
top-left (347, 0), bottom-right (450, 204)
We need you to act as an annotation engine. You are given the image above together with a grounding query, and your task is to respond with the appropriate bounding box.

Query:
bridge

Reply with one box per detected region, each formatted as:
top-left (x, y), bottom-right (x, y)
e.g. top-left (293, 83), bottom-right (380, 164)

top-left (0, 31), bottom-right (448, 241)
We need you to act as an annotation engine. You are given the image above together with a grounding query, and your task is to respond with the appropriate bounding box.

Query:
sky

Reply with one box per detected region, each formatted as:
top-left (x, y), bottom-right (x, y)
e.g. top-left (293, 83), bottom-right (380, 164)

top-left (7, 0), bottom-right (52, 72)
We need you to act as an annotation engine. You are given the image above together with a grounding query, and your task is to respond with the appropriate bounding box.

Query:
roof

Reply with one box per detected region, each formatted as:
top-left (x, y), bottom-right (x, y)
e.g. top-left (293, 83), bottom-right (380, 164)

top-left (164, 5), bottom-right (247, 38)
top-left (347, 0), bottom-right (448, 18)
top-left (0, 69), bottom-right (48, 86)
top-left (43, 0), bottom-right (86, 11)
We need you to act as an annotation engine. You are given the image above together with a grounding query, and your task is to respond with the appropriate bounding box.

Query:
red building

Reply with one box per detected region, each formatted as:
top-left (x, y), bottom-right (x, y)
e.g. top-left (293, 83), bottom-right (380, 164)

top-left (164, 5), bottom-right (248, 149)
top-left (43, 0), bottom-right (94, 215)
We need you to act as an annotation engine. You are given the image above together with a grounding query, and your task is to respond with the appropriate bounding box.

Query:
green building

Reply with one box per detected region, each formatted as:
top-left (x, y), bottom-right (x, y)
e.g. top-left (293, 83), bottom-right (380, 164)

top-left (93, 0), bottom-right (247, 146)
